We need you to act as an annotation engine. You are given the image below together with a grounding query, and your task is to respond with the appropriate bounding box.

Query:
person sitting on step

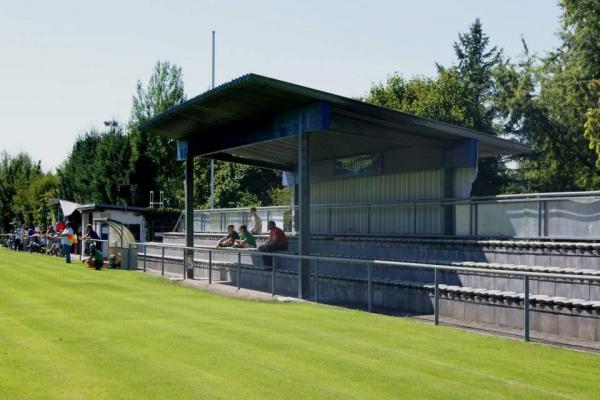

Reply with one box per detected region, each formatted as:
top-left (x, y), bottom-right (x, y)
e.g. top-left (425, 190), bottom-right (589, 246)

top-left (258, 221), bottom-right (288, 268)
top-left (216, 224), bottom-right (239, 248)
top-left (234, 225), bottom-right (256, 248)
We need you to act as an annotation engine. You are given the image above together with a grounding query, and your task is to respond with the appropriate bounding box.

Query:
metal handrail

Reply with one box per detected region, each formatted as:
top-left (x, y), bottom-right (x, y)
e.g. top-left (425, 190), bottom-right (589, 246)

top-left (133, 240), bottom-right (600, 343)
top-left (133, 241), bottom-right (600, 282)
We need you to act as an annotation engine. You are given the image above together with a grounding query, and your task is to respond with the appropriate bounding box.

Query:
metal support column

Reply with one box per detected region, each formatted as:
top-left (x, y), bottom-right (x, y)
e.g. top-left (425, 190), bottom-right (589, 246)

top-left (297, 132), bottom-right (311, 299)
top-left (161, 246), bottom-right (165, 276)
top-left (238, 252), bottom-right (242, 290)
top-left (208, 250), bottom-right (212, 284)
top-left (237, 256), bottom-right (242, 290)
top-left (271, 258), bottom-right (276, 296)
top-left (523, 275), bottom-right (530, 341)
top-left (185, 152), bottom-right (194, 279)
top-left (314, 260), bottom-right (319, 302)
top-left (434, 268), bottom-right (439, 325)
top-left (367, 264), bottom-right (373, 312)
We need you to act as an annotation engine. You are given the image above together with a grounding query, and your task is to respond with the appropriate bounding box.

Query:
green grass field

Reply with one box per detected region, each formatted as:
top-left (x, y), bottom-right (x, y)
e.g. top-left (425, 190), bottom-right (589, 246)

top-left (1, 250), bottom-right (599, 400)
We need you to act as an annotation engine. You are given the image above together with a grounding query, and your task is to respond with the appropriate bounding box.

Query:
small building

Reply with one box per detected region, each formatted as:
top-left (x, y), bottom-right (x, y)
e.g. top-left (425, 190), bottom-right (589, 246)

top-left (77, 204), bottom-right (147, 242)
top-left (50, 199), bottom-right (147, 241)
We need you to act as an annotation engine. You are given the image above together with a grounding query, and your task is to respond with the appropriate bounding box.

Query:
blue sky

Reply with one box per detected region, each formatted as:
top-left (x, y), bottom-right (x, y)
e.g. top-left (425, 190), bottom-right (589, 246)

top-left (0, 0), bottom-right (562, 170)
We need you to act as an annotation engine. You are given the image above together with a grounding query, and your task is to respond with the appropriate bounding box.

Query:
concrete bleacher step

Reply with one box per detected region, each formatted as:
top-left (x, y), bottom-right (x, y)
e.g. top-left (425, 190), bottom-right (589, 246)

top-left (447, 261), bottom-right (600, 276)
top-left (417, 283), bottom-right (600, 310)
top-left (311, 251), bottom-right (600, 278)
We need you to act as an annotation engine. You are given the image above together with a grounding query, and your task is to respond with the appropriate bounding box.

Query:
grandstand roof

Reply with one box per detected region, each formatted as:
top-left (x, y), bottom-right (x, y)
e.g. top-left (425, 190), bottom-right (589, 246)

top-left (141, 73), bottom-right (530, 171)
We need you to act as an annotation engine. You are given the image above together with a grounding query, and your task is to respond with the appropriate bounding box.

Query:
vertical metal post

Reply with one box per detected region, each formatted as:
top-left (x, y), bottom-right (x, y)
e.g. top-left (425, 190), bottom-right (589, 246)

top-left (434, 267), bottom-right (439, 325)
top-left (210, 160), bottom-right (215, 209)
top-left (271, 256), bottom-right (276, 296)
top-left (542, 200), bottom-right (547, 237)
top-left (183, 248), bottom-right (186, 280)
top-left (209, 31), bottom-right (216, 210)
top-left (524, 275), bottom-right (530, 341)
top-left (537, 200), bottom-right (543, 238)
top-left (185, 151), bottom-right (194, 279)
top-left (161, 246), bottom-right (165, 276)
top-left (297, 132), bottom-right (311, 299)
top-left (128, 243), bottom-right (132, 270)
top-left (238, 251), bottom-right (242, 290)
top-left (314, 260), bottom-right (319, 302)
top-left (80, 239), bottom-right (84, 262)
top-left (237, 252), bottom-right (241, 290)
top-left (208, 250), bottom-right (212, 284)
top-left (367, 263), bottom-right (373, 312)
top-left (119, 224), bottom-right (124, 253)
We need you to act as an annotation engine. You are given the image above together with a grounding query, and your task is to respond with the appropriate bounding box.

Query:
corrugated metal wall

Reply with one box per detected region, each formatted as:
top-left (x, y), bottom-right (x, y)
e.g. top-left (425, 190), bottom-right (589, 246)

top-left (310, 169), bottom-right (450, 234)
top-left (453, 167), bottom-right (477, 198)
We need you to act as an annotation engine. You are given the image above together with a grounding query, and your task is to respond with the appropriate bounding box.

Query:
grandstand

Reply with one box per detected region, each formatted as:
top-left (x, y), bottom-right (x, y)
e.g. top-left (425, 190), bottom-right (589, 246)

top-left (139, 73), bottom-right (600, 345)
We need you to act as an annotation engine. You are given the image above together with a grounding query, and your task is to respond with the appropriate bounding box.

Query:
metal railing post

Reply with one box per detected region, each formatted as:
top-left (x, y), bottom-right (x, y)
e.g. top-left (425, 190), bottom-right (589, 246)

top-left (367, 264), bottom-right (373, 313)
top-left (524, 275), bottom-right (530, 341)
top-left (80, 239), bottom-right (84, 262)
top-left (271, 266), bottom-right (276, 296)
top-left (128, 242), bottom-right (132, 270)
top-left (314, 260), bottom-right (319, 302)
top-left (183, 248), bottom-right (186, 280)
top-left (208, 250), bottom-right (212, 284)
top-left (434, 267), bottom-right (439, 326)
top-left (143, 245), bottom-right (147, 273)
top-left (161, 246), bottom-right (165, 276)
top-left (237, 251), bottom-right (241, 290)
top-left (537, 200), bottom-right (543, 238)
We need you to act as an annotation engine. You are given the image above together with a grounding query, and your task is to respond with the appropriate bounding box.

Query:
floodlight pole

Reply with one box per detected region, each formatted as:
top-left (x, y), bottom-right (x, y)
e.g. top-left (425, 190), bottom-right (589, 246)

top-left (209, 30), bottom-right (216, 209)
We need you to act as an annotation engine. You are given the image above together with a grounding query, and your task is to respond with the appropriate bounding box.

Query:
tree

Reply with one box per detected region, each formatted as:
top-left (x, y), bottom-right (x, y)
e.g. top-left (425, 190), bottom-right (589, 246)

top-left (495, 1), bottom-right (600, 191)
top-left (127, 60), bottom-right (285, 210)
top-left (0, 152), bottom-right (46, 231)
top-left (57, 128), bottom-right (131, 204)
top-left (443, 19), bottom-right (507, 195)
top-left (560, 0), bottom-right (600, 167)
top-left (128, 60), bottom-right (186, 207)
top-left (13, 174), bottom-right (59, 228)
top-left (367, 19), bottom-right (508, 195)
top-left (213, 163), bottom-right (282, 208)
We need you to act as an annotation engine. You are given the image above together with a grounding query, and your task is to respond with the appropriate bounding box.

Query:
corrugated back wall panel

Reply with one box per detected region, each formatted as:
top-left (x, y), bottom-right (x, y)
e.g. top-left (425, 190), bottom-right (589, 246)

top-left (311, 169), bottom-right (444, 234)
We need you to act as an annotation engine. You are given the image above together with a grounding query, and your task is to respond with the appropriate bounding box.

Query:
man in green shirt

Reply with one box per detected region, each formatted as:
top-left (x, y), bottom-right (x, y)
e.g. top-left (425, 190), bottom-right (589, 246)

top-left (235, 225), bottom-right (256, 248)
top-left (83, 244), bottom-right (104, 270)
